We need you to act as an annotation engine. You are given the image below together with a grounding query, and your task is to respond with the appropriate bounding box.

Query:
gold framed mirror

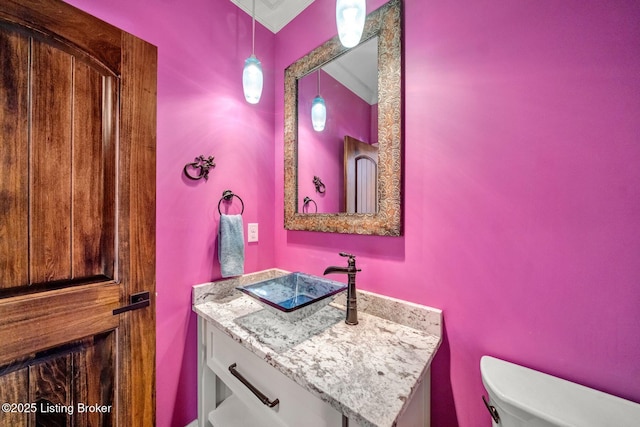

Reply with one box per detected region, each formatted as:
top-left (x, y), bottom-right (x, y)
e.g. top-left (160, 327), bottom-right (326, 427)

top-left (284, 0), bottom-right (403, 236)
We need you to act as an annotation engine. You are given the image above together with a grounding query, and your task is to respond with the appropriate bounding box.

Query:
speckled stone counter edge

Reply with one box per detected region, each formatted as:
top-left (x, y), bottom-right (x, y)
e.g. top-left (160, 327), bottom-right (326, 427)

top-left (193, 268), bottom-right (442, 338)
top-left (192, 268), bottom-right (290, 305)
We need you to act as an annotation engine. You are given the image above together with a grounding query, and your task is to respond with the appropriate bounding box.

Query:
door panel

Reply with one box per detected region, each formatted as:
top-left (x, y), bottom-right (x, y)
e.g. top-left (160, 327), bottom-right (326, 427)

top-left (72, 62), bottom-right (116, 279)
top-left (0, 332), bottom-right (116, 427)
top-left (30, 353), bottom-right (73, 426)
top-left (0, 369), bottom-right (28, 426)
top-left (356, 156), bottom-right (377, 213)
top-left (0, 7), bottom-right (119, 292)
top-left (344, 135), bottom-right (378, 213)
top-left (0, 0), bottom-right (156, 425)
top-left (72, 332), bottom-right (116, 426)
top-left (30, 39), bottom-right (74, 284)
top-left (0, 25), bottom-right (29, 289)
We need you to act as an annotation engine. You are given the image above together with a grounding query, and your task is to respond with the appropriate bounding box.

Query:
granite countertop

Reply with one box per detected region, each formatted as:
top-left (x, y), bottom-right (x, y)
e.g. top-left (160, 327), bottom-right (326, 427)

top-left (193, 269), bottom-right (442, 427)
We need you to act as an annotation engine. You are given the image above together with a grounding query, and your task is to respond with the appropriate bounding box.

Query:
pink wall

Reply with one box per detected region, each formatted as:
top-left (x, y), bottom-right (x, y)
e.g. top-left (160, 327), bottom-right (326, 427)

top-left (275, 1), bottom-right (640, 426)
top-left (64, 0), bottom-right (276, 425)
top-left (297, 70), bottom-right (373, 212)
top-left (62, 0), bottom-right (640, 425)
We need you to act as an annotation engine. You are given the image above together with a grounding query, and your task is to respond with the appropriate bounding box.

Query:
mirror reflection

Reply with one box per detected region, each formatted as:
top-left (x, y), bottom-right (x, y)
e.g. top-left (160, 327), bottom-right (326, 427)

top-left (284, 0), bottom-right (402, 236)
top-left (297, 37), bottom-right (379, 214)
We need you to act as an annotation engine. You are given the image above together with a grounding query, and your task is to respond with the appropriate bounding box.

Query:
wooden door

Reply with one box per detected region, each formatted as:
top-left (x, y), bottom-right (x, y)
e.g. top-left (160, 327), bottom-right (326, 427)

top-left (344, 135), bottom-right (378, 213)
top-left (0, 0), bottom-right (156, 425)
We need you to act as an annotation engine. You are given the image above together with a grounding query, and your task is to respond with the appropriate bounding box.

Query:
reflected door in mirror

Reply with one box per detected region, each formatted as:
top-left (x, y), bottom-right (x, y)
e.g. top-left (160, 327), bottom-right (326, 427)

top-left (344, 136), bottom-right (378, 213)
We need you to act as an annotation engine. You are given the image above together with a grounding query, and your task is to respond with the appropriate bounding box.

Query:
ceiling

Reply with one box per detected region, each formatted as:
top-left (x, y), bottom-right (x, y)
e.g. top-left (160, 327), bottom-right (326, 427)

top-left (230, 0), bottom-right (315, 33)
top-left (231, 0), bottom-right (378, 105)
top-left (322, 36), bottom-right (378, 105)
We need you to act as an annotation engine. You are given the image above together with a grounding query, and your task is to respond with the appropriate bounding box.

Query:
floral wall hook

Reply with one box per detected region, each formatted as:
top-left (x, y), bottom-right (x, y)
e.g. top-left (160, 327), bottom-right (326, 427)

top-left (184, 155), bottom-right (215, 181)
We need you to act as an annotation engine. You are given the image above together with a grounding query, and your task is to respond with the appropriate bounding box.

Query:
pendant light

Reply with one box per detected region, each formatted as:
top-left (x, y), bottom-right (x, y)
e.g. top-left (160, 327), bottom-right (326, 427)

top-left (311, 71), bottom-right (326, 132)
top-left (336, 0), bottom-right (366, 48)
top-left (243, 0), bottom-right (263, 104)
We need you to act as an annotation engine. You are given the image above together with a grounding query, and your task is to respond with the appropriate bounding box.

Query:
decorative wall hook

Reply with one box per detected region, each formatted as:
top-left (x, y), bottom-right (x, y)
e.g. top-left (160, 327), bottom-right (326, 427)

top-left (184, 155), bottom-right (216, 181)
top-left (303, 196), bottom-right (318, 213)
top-left (313, 176), bottom-right (326, 194)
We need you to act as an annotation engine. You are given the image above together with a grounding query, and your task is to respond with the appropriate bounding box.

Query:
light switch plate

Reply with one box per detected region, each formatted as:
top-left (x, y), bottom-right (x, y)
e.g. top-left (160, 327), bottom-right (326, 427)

top-left (247, 223), bottom-right (258, 242)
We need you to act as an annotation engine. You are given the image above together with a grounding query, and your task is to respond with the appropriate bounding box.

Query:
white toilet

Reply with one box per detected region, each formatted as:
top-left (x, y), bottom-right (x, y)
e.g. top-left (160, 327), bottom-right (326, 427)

top-left (480, 355), bottom-right (640, 426)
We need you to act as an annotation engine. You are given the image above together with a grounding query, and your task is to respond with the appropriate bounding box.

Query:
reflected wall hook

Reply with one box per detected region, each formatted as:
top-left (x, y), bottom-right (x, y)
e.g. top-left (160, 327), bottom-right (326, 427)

top-left (313, 176), bottom-right (326, 194)
top-left (303, 196), bottom-right (318, 213)
top-left (184, 155), bottom-right (216, 181)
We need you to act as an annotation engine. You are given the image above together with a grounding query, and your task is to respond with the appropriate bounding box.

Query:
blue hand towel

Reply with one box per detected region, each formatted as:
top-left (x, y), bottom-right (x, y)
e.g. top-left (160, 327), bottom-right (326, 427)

top-left (218, 214), bottom-right (244, 278)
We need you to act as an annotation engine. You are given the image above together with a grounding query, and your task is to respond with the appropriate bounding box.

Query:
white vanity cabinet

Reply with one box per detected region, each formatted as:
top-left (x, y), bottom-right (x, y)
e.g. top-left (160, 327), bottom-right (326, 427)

top-left (197, 316), bottom-right (431, 427)
top-left (194, 272), bottom-right (441, 427)
top-left (198, 317), bottom-right (352, 427)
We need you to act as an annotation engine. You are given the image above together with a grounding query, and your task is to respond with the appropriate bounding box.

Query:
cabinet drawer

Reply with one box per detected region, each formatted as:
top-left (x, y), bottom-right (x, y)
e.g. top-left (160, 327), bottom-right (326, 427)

top-left (206, 322), bottom-right (343, 427)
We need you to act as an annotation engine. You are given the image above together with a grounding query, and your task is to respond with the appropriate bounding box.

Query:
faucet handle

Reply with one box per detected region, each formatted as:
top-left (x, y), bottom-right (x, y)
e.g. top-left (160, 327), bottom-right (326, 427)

top-left (339, 252), bottom-right (358, 269)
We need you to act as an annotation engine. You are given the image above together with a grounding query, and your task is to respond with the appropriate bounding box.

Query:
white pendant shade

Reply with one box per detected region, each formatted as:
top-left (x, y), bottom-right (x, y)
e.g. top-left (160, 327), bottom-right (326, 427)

top-left (311, 96), bottom-right (326, 131)
top-left (243, 54), bottom-right (263, 104)
top-left (336, 0), bottom-right (366, 48)
top-left (243, 0), bottom-right (263, 104)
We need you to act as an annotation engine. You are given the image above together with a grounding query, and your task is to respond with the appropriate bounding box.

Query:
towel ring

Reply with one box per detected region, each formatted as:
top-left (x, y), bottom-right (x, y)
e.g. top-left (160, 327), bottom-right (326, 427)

top-left (218, 190), bottom-right (244, 215)
top-left (303, 196), bottom-right (317, 213)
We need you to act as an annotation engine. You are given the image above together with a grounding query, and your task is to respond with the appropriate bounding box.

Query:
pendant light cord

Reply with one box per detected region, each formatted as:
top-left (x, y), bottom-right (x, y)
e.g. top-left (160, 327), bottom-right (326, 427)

top-left (251, 0), bottom-right (256, 55)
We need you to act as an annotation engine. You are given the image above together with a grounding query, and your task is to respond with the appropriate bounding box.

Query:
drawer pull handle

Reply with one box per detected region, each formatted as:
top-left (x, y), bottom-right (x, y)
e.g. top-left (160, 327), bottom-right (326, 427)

top-left (228, 363), bottom-right (280, 408)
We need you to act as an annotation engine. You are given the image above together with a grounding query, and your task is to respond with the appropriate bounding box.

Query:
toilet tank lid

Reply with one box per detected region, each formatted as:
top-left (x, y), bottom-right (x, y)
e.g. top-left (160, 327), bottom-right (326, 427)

top-left (480, 356), bottom-right (640, 427)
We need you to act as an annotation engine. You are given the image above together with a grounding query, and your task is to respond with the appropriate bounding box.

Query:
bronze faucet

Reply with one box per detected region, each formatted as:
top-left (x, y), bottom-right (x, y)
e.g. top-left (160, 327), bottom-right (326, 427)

top-left (323, 252), bottom-right (361, 325)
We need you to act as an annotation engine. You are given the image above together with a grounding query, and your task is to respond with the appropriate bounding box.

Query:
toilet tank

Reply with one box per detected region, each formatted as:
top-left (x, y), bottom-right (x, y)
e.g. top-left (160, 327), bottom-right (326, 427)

top-left (480, 356), bottom-right (640, 427)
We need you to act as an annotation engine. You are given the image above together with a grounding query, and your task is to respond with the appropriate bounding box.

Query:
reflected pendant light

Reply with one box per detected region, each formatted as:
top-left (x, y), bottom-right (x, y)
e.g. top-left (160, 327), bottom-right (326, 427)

top-left (243, 0), bottom-right (263, 104)
top-left (336, 0), bottom-right (366, 48)
top-left (311, 71), bottom-right (326, 131)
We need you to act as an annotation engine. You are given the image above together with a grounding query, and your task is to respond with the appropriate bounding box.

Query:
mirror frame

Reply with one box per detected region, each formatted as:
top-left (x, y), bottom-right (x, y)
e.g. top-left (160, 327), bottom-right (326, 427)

top-left (284, 0), bottom-right (403, 236)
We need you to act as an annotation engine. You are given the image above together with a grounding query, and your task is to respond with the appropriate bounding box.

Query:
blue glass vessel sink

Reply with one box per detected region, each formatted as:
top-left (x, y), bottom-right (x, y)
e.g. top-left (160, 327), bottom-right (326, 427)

top-left (236, 272), bottom-right (347, 322)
